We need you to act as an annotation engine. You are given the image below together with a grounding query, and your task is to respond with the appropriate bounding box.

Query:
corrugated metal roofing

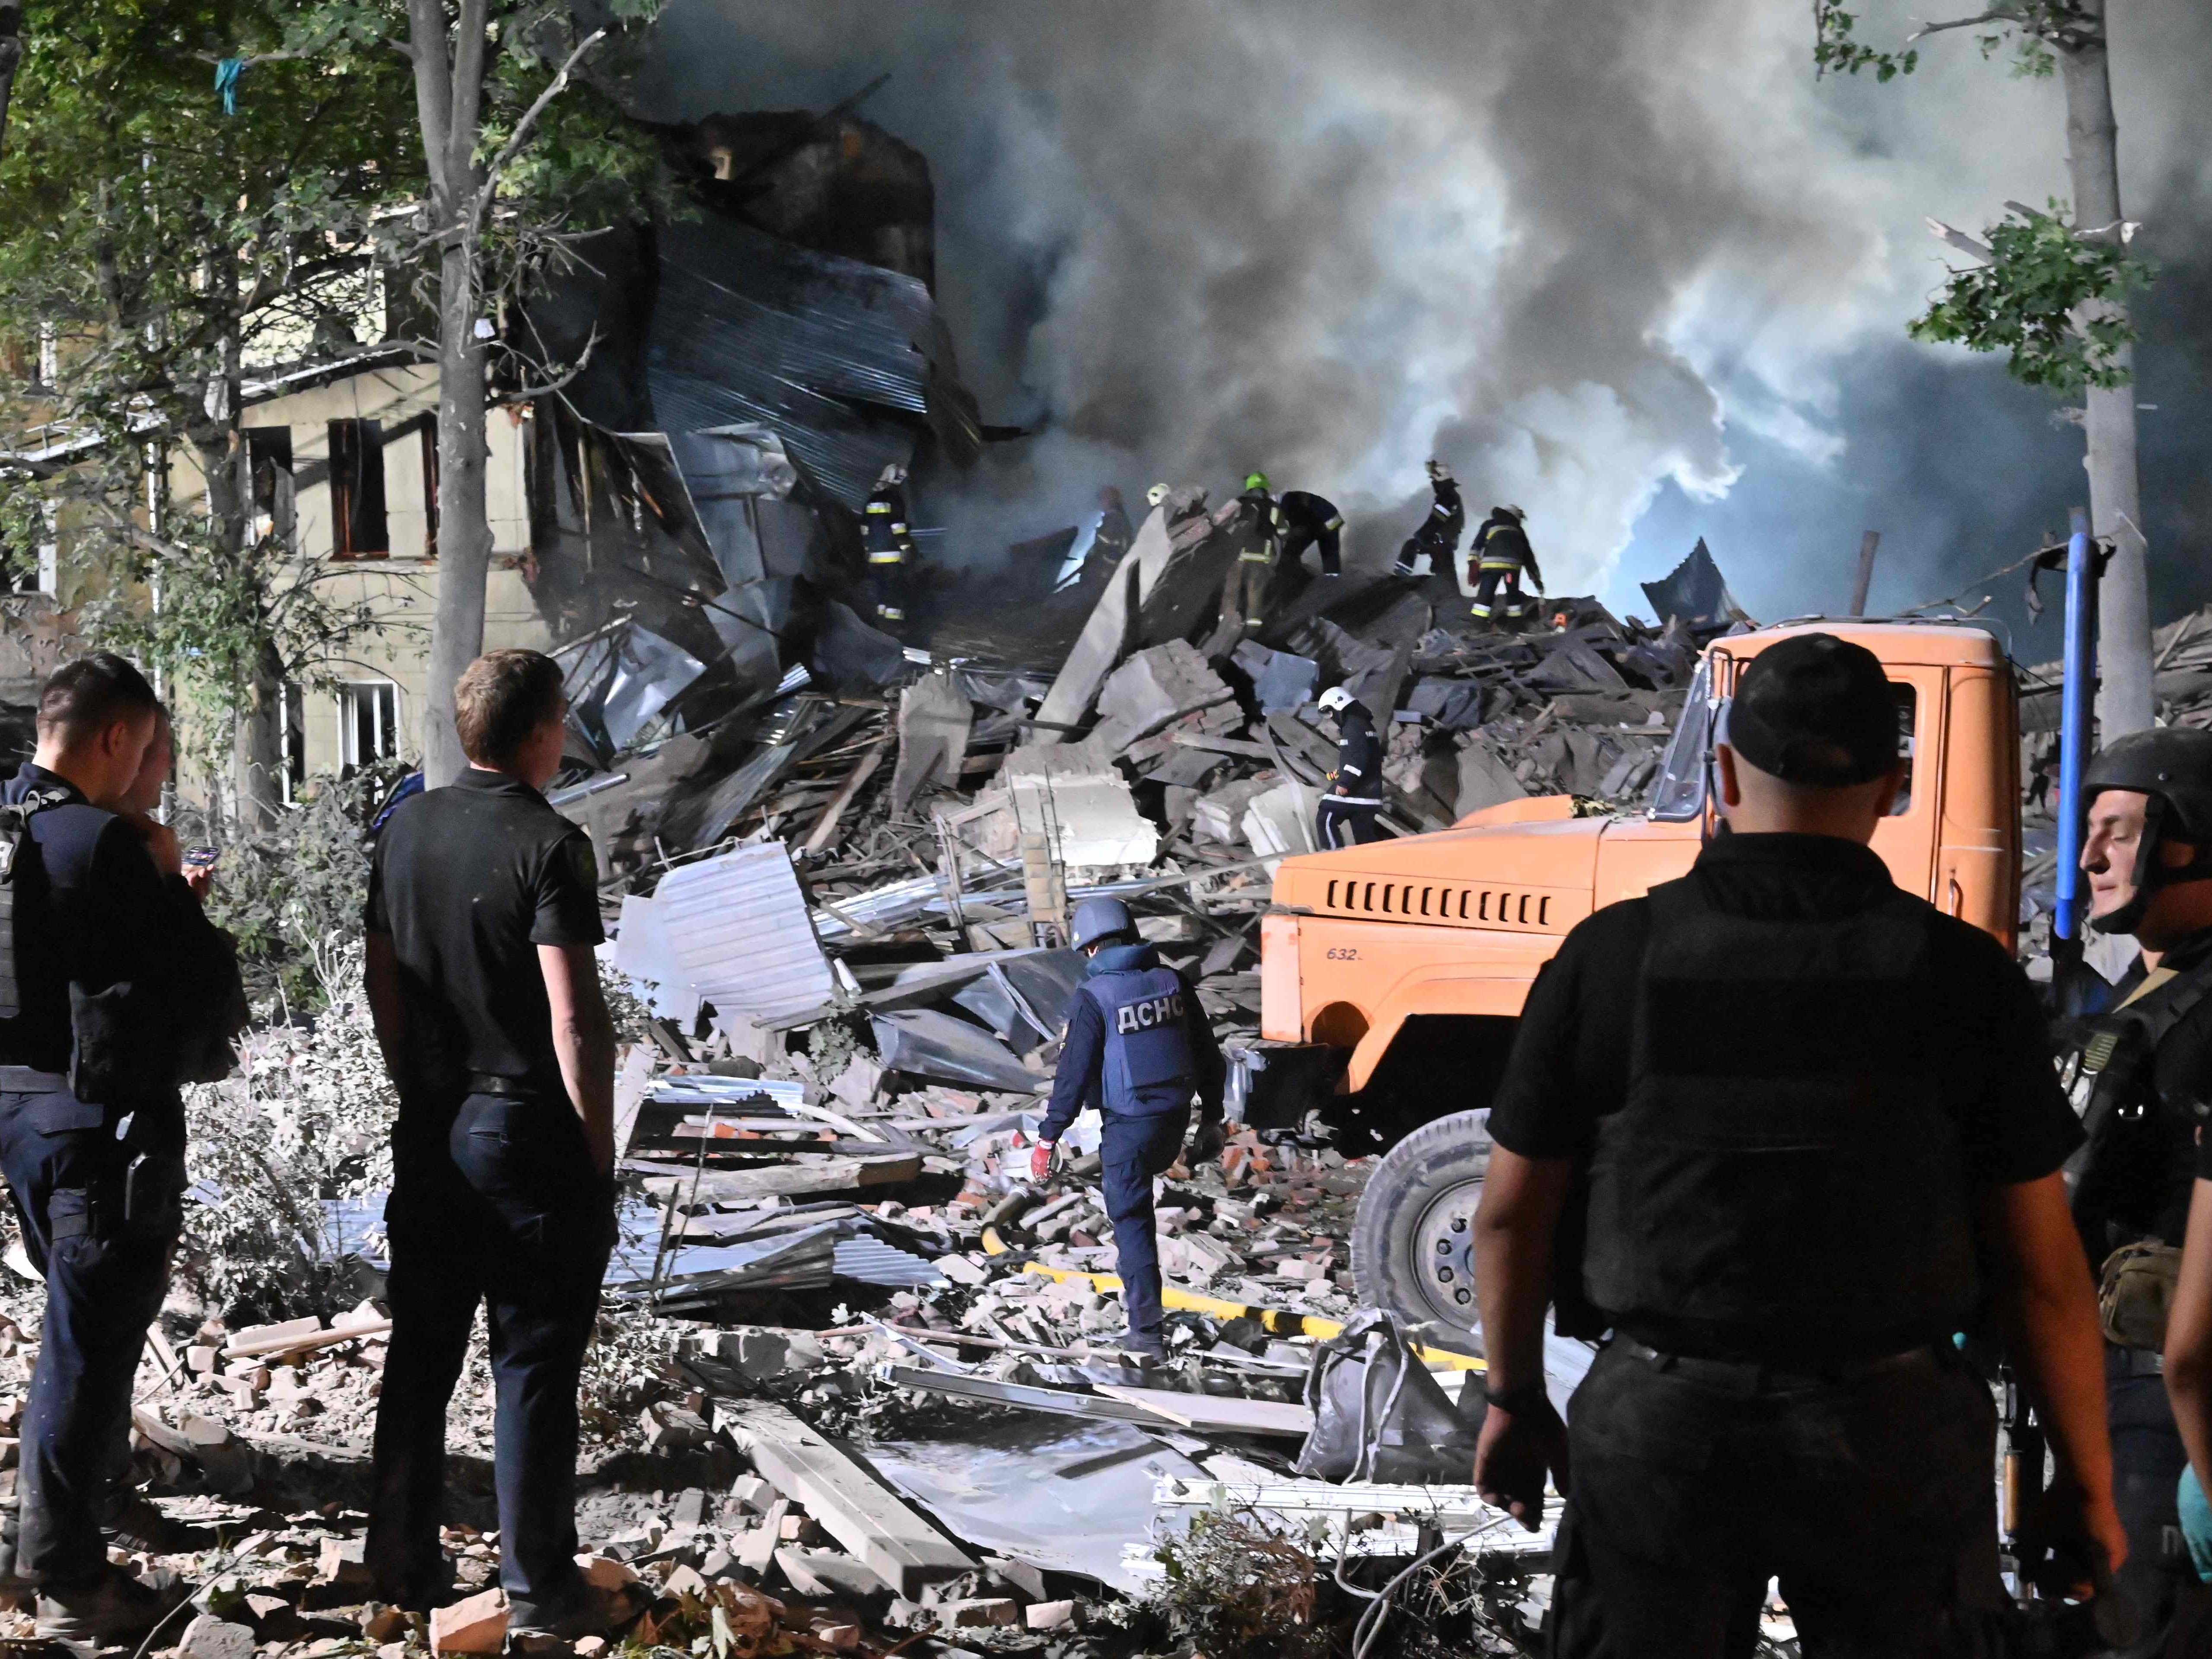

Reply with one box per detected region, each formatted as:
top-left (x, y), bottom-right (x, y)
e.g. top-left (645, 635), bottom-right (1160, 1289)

top-left (648, 214), bottom-right (982, 512)
top-left (648, 842), bottom-right (836, 1025)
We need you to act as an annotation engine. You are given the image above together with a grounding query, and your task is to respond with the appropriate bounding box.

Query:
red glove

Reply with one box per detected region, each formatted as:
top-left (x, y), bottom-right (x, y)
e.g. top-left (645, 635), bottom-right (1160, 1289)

top-left (1031, 1141), bottom-right (1056, 1182)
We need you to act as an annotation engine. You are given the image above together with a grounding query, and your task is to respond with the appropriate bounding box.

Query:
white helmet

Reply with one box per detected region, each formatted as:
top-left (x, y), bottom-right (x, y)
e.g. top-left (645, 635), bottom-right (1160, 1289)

top-left (1425, 459), bottom-right (1453, 482)
top-left (1146, 482), bottom-right (1170, 507)
top-left (877, 462), bottom-right (908, 489)
top-left (1318, 685), bottom-right (1355, 716)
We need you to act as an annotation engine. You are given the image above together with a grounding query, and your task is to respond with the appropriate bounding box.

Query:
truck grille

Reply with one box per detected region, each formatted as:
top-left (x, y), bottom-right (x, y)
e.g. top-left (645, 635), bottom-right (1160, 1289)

top-left (1320, 877), bottom-right (1556, 930)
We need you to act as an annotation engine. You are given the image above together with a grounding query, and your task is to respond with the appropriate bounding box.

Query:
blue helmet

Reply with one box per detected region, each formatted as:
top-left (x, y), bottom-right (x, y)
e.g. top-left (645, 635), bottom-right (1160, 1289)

top-left (1070, 896), bottom-right (1137, 952)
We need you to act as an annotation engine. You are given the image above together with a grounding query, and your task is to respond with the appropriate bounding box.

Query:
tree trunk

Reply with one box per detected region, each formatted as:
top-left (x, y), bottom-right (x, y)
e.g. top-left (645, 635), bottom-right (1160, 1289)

top-left (420, 235), bottom-right (490, 786)
top-left (411, 0), bottom-right (493, 789)
top-left (2063, 0), bottom-right (2151, 737)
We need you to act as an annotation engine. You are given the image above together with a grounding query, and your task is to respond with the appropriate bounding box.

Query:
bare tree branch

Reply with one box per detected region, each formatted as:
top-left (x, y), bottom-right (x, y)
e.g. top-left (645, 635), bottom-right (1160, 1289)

top-left (470, 27), bottom-right (609, 223)
top-left (490, 327), bottom-right (598, 407)
top-left (1906, 10), bottom-right (2021, 44)
top-left (1925, 216), bottom-right (1995, 265)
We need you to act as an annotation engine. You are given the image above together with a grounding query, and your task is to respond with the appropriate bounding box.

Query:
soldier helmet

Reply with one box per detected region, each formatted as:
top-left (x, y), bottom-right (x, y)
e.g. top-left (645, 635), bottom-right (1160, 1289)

top-left (2082, 726), bottom-right (2212, 935)
top-left (1070, 896), bottom-right (1138, 952)
top-left (1317, 685), bottom-right (1356, 716)
top-left (1146, 483), bottom-right (1170, 507)
top-left (1244, 471), bottom-right (1270, 493)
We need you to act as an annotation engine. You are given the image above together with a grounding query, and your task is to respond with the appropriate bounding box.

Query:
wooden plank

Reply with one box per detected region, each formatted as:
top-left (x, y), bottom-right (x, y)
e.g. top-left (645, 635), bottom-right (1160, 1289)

top-left (640, 1153), bottom-right (922, 1204)
top-left (715, 1399), bottom-right (976, 1597)
top-left (1092, 1384), bottom-right (1312, 1439)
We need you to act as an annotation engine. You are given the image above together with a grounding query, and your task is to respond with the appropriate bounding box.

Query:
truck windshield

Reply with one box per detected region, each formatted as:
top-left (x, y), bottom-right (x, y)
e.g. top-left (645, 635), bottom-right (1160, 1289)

top-left (1648, 658), bottom-right (1714, 821)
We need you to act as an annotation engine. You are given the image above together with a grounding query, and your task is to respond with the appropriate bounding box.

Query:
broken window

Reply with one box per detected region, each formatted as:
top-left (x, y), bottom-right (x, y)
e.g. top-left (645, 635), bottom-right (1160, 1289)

top-left (1889, 684), bottom-right (1917, 815)
top-left (1648, 657), bottom-right (1714, 822)
top-left (420, 424), bottom-right (439, 558)
top-left (245, 427), bottom-right (295, 548)
top-left (278, 683), bottom-right (307, 805)
top-left (328, 418), bottom-right (388, 558)
top-left (339, 680), bottom-right (399, 771)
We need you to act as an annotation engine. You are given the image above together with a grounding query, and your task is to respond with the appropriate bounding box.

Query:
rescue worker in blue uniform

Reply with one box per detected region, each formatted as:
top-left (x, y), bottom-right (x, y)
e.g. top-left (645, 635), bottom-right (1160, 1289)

top-left (0, 655), bottom-right (241, 1651)
top-left (1468, 505), bottom-right (1543, 627)
top-left (862, 463), bottom-right (917, 629)
top-left (1279, 490), bottom-right (1346, 578)
top-left (1391, 459), bottom-right (1463, 577)
top-left (1315, 685), bottom-right (1384, 848)
top-left (1472, 633), bottom-right (2123, 1654)
top-left (1031, 899), bottom-right (1227, 1357)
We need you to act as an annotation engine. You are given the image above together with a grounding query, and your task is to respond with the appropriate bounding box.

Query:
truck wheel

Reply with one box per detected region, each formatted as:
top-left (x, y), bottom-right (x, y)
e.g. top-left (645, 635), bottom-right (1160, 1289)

top-left (1351, 1108), bottom-right (1492, 1350)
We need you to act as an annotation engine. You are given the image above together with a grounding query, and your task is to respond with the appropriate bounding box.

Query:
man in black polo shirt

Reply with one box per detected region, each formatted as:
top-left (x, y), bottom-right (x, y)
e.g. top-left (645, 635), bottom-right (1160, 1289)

top-left (1470, 633), bottom-right (2122, 1653)
top-left (363, 650), bottom-right (616, 1634)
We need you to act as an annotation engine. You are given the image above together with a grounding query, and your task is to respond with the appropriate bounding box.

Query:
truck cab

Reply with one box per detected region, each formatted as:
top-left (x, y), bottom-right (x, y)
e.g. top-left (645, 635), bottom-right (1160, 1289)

top-left (1257, 620), bottom-right (2022, 1343)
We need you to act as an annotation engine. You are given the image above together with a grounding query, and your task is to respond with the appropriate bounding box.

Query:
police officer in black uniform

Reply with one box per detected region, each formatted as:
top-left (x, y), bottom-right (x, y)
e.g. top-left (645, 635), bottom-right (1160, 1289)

top-left (1470, 633), bottom-right (2122, 1655)
top-left (1315, 685), bottom-right (1384, 848)
top-left (1468, 505), bottom-right (1543, 628)
top-left (2062, 728), bottom-right (2212, 1649)
top-left (0, 655), bottom-right (239, 1650)
top-left (1278, 490), bottom-right (1346, 579)
top-left (1030, 899), bottom-right (1226, 1358)
top-left (862, 462), bottom-right (918, 629)
top-left (363, 650), bottom-right (617, 1636)
top-left (1391, 459), bottom-right (1463, 577)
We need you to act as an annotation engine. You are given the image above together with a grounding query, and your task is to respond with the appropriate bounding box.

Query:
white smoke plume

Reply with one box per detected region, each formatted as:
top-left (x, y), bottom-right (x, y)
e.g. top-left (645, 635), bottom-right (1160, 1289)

top-left (640, 0), bottom-right (2212, 619)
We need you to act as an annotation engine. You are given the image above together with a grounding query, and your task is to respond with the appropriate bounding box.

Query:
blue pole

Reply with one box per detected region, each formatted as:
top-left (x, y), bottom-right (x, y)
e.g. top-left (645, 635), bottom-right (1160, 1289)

top-left (2054, 505), bottom-right (2096, 943)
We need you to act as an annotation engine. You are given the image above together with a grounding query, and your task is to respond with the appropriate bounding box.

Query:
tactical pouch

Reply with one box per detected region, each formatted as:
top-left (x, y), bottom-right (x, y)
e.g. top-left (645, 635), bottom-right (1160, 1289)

top-left (67, 980), bottom-right (166, 1110)
top-left (1293, 1309), bottom-right (1476, 1485)
top-left (2099, 1239), bottom-right (2183, 1353)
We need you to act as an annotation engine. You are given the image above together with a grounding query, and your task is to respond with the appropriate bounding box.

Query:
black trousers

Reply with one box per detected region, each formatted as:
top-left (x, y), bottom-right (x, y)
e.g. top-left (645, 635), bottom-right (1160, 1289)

top-left (1472, 562), bottom-right (1534, 621)
top-left (866, 559), bottom-right (911, 626)
top-left (1550, 1340), bottom-right (2005, 1658)
top-left (2107, 1347), bottom-right (2191, 1656)
top-left (1281, 523), bottom-right (1342, 576)
top-left (1100, 1108), bottom-right (1188, 1336)
top-left (0, 1088), bottom-right (179, 1588)
top-left (1316, 797), bottom-right (1383, 848)
top-left (366, 1095), bottom-right (614, 1610)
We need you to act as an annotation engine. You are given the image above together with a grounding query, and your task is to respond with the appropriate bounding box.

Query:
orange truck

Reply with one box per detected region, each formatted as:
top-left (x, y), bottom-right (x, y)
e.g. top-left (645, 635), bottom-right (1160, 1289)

top-left (1253, 619), bottom-right (2022, 1343)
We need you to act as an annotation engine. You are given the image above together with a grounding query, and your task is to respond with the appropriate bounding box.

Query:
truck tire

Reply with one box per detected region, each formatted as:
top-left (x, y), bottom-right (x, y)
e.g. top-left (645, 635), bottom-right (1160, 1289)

top-left (1351, 1108), bottom-right (1492, 1350)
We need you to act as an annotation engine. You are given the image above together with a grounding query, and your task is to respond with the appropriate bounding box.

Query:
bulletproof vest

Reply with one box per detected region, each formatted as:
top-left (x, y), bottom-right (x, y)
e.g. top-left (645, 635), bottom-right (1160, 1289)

top-left (2057, 959), bottom-right (2212, 1248)
top-left (1081, 964), bottom-right (1197, 1113)
top-left (1582, 876), bottom-right (1976, 1354)
top-left (0, 787), bottom-right (72, 1021)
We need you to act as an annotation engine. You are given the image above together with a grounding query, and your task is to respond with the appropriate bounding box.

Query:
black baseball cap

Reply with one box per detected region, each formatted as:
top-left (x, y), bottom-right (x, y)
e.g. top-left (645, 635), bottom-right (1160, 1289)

top-left (1724, 633), bottom-right (1899, 787)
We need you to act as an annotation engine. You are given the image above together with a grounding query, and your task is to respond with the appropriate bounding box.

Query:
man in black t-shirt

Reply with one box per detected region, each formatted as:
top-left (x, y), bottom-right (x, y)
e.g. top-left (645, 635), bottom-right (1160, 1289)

top-left (1471, 633), bottom-right (2121, 1654)
top-left (363, 650), bottom-right (616, 1637)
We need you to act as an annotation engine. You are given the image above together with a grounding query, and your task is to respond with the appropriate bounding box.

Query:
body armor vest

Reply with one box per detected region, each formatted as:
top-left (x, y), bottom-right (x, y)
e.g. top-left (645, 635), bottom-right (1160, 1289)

top-left (1082, 964), bottom-right (1196, 1114)
top-left (2057, 959), bottom-right (2212, 1248)
top-left (1582, 876), bottom-right (1976, 1354)
top-left (0, 787), bottom-right (71, 1022)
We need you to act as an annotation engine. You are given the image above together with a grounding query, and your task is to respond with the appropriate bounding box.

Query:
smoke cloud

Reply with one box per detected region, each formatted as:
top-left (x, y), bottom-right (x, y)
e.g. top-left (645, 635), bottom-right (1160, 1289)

top-left (639, 0), bottom-right (2212, 628)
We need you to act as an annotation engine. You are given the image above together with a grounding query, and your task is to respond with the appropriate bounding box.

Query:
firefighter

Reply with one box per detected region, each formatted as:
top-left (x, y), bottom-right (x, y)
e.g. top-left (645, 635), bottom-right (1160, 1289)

top-left (1218, 471), bottom-right (1283, 637)
top-left (1391, 459), bottom-right (1463, 577)
top-left (1076, 486), bottom-right (1135, 589)
top-left (2064, 729), bottom-right (2212, 1648)
top-left (1471, 633), bottom-right (2122, 1653)
top-left (1468, 505), bottom-right (1543, 627)
top-left (1315, 685), bottom-right (1383, 848)
top-left (862, 463), bottom-right (917, 629)
top-left (1029, 898), bottom-right (1225, 1358)
top-left (1279, 490), bottom-right (1346, 578)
